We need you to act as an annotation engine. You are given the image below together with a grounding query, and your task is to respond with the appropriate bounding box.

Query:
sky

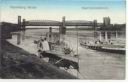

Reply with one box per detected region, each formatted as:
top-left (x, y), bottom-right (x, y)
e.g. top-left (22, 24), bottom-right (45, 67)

top-left (0, 0), bottom-right (126, 24)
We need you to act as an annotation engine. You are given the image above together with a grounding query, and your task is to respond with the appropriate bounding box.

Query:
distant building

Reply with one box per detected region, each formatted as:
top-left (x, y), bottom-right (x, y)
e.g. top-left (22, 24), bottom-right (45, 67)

top-left (103, 17), bottom-right (111, 26)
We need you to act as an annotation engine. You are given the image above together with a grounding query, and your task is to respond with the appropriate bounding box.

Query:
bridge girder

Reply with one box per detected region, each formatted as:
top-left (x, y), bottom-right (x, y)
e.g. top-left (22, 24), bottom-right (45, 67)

top-left (24, 21), bottom-right (100, 26)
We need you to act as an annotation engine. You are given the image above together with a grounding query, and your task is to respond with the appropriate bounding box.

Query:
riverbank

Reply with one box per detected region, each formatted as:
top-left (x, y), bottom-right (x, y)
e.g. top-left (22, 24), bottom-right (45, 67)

top-left (0, 40), bottom-right (77, 79)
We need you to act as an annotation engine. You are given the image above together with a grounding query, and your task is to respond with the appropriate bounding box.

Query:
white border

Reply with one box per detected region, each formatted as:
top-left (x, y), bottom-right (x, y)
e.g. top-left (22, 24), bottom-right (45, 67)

top-left (0, 0), bottom-right (127, 82)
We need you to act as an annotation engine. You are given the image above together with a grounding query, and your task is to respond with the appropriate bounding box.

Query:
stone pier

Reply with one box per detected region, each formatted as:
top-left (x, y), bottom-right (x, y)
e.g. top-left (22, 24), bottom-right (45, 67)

top-left (22, 19), bottom-right (26, 30)
top-left (17, 33), bottom-right (21, 45)
top-left (18, 16), bottom-right (21, 30)
top-left (93, 20), bottom-right (97, 39)
top-left (59, 16), bottom-right (66, 35)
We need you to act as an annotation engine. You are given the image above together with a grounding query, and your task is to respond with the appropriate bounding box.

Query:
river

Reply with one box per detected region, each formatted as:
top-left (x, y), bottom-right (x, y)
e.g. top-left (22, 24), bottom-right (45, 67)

top-left (7, 26), bottom-right (125, 79)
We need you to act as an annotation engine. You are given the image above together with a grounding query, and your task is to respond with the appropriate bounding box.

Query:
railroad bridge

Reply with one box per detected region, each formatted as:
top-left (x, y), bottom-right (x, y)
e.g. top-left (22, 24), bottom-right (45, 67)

top-left (18, 16), bottom-right (102, 34)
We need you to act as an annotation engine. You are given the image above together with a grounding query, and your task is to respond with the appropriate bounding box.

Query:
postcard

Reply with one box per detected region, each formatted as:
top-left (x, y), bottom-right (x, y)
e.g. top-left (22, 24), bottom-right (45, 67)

top-left (0, 0), bottom-right (126, 79)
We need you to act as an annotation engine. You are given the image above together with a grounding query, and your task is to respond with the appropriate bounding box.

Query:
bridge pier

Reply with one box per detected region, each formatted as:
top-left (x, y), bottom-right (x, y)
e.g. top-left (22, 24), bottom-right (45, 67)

top-left (59, 16), bottom-right (66, 35)
top-left (18, 16), bottom-right (21, 30)
top-left (59, 26), bottom-right (66, 35)
top-left (93, 20), bottom-right (97, 39)
top-left (21, 31), bottom-right (25, 41)
top-left (22, 19), bottom-right (26, 30)
top-left (17, 33), bottom-right (21, 45)
top-left (59, 16), bottom-right (67, 43)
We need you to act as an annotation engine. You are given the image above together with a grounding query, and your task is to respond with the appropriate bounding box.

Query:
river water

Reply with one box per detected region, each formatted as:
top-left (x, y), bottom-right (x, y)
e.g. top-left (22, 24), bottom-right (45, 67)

top-left (7, 26), bottom-right (125, 79)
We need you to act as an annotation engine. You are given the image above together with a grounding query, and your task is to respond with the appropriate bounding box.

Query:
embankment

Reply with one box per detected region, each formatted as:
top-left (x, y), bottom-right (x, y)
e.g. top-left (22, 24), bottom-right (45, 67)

top-left (0, 40), bottom-right (77, 79)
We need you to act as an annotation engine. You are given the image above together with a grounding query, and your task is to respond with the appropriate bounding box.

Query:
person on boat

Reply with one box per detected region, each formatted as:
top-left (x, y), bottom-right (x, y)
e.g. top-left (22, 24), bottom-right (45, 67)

top-left (98, 40), bottom-right (103, 44)
top-left (39, 37), bottom-right (50, 58)
top-left (108, 40), bottom-right (113, 44)
top-left (95, 40), bottom-right (101, 45)
top-left (42, 37), bottom-right (50, 51)
top-left (89, 41), bottom-right (94, 45)
top-left (95, 41), bottom-right (98, 44)
top-left (37, 38), bottom-right (44, 58)
top-left (37, 37), bottom-right (43, 51)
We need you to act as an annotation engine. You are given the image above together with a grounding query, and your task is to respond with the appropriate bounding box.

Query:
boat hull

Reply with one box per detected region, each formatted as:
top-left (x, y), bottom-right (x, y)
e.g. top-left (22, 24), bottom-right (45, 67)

top-left (80, 43), bottom-right (125, 54)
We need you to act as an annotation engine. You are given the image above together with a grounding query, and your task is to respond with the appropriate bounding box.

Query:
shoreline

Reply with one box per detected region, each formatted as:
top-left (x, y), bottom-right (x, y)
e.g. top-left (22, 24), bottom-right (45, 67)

top-left (0, 40), bottom-right (77, 79)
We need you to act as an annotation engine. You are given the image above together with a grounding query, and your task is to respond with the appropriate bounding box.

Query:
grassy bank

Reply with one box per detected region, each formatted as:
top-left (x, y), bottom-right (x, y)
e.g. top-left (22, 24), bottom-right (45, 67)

top-left (0, 40), bottom-right (77, 79)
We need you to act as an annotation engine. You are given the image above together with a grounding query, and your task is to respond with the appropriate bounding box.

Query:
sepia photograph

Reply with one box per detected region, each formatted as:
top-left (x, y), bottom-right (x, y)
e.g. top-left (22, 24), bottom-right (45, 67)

top-left (0, 0), bottom-right (126, 80)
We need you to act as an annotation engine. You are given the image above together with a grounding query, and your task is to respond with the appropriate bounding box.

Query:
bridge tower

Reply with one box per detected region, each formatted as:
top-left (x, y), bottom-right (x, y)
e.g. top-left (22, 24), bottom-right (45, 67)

top-left (22, 19), bottom-right (26, 30)
top-left (18, 16), bottom-right (21, 30)
top-left (59, 16), bottom-right (66, 34)
top-left (93, 20), bottom-right (98, 39)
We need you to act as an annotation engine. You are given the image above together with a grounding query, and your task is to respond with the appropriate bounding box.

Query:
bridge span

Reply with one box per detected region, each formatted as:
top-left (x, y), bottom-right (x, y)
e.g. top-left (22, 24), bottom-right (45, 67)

top-left (18, 16), bottom-right (103, 34)
top-left (24, 20), bottom-right (102, 26)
